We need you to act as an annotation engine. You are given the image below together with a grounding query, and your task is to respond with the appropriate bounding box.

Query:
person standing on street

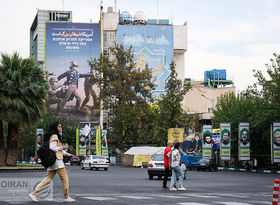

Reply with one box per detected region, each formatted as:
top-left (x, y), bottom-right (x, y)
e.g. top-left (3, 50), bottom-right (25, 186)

top-left (168, 143), bottom-right (186, 191)
top-left (162, 141), bottom-right (173, 189)
top-left (29, 122), bottom-right (75, 202)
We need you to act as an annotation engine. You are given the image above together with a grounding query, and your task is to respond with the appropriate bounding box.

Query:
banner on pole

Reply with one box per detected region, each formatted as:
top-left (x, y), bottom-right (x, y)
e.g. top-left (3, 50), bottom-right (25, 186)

top-left (36, 128), bottom-right (44, 152)
top-left (239, 122), bottom-right (250, 161)
top-left (96, 126), bottom-right (101, 156)
top-left (202, 125), bottom-right (212, 159)
top-left (101, 130), bottom-right (108, 156)
top-left (220, 123), bottom-right (231, 161)
top-left (273, 122), bottom-right (280, 163)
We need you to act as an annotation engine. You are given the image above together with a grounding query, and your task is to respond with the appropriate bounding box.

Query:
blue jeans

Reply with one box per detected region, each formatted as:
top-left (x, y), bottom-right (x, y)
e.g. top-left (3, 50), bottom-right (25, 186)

top-left (170, 165), bottom-right (184, 188)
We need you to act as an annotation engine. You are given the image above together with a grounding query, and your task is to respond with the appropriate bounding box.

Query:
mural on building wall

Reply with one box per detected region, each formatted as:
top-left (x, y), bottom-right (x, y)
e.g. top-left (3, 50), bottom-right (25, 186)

top-left (117, 25), bottom-right (174, 95)
top-left (45, 23), bottom-right (100, 123)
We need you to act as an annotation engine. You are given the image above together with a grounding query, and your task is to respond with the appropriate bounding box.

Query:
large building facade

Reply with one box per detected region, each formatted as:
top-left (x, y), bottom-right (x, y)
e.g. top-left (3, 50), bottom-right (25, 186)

top-left (29, 8), bottom-right (188, 125)
top-left (30, 10), bottom-right (72, 66)
top-left (101, 7), bottom-right (187, 95)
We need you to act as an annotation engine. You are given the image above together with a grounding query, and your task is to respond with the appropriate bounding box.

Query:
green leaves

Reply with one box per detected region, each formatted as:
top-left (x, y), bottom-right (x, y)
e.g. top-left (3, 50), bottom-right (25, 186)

top-left (212, 53), bottom-right (280, 166)
top-left (89, 45), bottom-right (155, 151)
top-left (0, 53), bottom-right (48, 126)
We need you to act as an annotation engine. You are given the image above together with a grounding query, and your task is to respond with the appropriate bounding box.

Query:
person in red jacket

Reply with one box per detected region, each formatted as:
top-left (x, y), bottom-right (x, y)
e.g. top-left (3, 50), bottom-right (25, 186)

top-left (162, 141), bottom-right (173, 189)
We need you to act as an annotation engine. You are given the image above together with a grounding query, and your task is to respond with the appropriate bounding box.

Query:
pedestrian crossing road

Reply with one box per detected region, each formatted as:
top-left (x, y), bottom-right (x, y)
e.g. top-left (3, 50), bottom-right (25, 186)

top-left (4, 191), bottom-right (272, 205)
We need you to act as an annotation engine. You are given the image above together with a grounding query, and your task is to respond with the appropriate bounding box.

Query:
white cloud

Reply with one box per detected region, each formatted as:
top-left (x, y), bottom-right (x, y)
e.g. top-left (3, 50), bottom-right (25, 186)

top-left (123, 34), bottom-right (145, 46)
top-left (155, 34), bottom-right (170, 45)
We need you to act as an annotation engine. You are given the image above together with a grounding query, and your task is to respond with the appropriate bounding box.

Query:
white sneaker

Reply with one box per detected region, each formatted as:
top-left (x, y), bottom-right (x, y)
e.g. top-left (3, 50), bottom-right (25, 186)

top-left (29, 193), bottom-right (38, 202)
top-left (64, 196), bottom-right (76, 202)
top-left (170, 187), bottom-right (177, 191)
top-left (178, 187), bottom-right (186, 191)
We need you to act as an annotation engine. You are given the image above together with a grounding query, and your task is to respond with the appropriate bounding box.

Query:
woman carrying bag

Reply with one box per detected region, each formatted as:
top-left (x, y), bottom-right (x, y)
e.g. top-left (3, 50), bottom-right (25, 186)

top-left (29, 122), bottom-right (75, 202)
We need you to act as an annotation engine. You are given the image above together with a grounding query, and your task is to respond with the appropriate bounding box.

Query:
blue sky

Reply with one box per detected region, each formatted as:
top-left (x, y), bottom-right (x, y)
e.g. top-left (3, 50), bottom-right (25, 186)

top-left (1, 0), bottom-right (280, 92)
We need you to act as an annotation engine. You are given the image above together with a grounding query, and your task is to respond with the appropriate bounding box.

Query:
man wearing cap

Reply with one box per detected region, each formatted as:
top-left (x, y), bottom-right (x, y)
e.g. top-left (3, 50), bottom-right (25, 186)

top-left (57, 61), bottom-right (93, 112)
top-left (47, 77), bottom-right (64, 111)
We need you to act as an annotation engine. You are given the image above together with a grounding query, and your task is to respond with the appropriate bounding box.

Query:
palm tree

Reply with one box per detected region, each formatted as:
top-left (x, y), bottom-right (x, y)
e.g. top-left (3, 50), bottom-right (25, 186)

top-left (0, 53), bottom-right (48, 166)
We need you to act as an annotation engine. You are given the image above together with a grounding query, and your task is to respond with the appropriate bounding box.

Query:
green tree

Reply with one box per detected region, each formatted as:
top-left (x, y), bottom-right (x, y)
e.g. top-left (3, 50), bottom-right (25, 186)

top-left (0, 53), bottom-right (48, 166)
top-left (155, 62), bottom-right (192, 145)
top-left (89, 45), bottom-right (155, 152)
top-left (212, 92), bottom-right (254, 164)
top-left (212, 53), bottom-right (280, 168)
top-left (253, 53), bottom-right (280, 121)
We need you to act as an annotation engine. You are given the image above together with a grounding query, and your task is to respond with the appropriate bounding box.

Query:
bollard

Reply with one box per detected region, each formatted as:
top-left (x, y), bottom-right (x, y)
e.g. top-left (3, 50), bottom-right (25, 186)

top-left (273, 179), bottom-right (280, 205)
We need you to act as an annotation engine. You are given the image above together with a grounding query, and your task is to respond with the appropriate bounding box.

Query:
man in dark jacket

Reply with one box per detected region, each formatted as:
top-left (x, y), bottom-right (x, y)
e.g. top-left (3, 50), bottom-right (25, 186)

top-left (57, 61), bottom-right (93, 112)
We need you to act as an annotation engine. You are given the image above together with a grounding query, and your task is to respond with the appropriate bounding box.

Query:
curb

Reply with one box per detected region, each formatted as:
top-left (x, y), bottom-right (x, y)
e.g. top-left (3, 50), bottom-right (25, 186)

top-left (17, 161), bottom-right (71, 165)
top-left (218, 167), bottom-right (280, 174)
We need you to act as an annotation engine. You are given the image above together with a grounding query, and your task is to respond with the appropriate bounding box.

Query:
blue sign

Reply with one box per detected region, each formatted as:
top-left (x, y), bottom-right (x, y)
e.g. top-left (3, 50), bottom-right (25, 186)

top-left (117, 25), bottom-right (174, 95)
top-left (212, 132), bottom-right (220, 150)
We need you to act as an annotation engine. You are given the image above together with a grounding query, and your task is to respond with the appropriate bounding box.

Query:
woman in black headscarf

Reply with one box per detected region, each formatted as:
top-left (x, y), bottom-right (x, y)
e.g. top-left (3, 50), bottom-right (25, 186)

top-left (29, 122), bottom-right (75, 202)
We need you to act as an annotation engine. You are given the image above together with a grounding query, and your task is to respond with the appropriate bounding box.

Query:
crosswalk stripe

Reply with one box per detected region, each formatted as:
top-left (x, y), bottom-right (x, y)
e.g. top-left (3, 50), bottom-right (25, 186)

top-left (177, 203), bottom-right (208, 205)
top-left (214, 193), bottom-right (248, 198)
top-left (248, 201), bottom-right (271, 205)
top-left (182, 194), bottom-right (218, 198)
top-left (159, 195), bottom-right (187, 199)
top-left (118, 195), bottom-right (153, 199)
top-left (216, 202), bottom-right (253, 205)
top-left (82, 196), bottom-right (116, 201)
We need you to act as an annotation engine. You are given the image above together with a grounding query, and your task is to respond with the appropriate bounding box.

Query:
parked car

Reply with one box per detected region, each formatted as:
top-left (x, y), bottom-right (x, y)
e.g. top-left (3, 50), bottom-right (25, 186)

top-left (81, 155), bottom-right (109, 171)
top-left (196, 158), bottom-right (218, 171)
top-left (147, 153), bottom-right (187, 180)
top-left (70, 155), bottom-right (84, 166)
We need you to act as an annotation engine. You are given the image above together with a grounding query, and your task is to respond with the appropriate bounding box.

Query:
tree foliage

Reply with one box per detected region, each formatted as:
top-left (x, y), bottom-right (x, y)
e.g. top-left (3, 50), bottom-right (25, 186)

top-left (89, 45), bottom-right (194, 151)
top-left (0, 53), bottom-right (48, 166)
top-left (153, 62), bottom-right (192, 145)
top-left (212, 53), bottom-right (280, 167)
top-left (89, 45), bottom-right (155, 152)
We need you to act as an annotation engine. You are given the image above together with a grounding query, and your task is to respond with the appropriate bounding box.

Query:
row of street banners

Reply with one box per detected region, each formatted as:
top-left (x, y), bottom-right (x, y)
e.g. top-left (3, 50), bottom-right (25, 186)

top-left (168, 123), bottom-right (280, 163)
top-left (77, 124), bottom-right (108, 157)
top-left (201, 123), bottom-right (250, 161)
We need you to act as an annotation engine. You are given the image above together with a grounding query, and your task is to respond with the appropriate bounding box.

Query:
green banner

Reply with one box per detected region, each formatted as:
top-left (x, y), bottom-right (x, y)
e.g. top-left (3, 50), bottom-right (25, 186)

top-left (239, 122), bottom-right (250, 161)
top-left (220, 123), bottom-right (231, 161)
top-left (202, 125), bottom-right (212, 159)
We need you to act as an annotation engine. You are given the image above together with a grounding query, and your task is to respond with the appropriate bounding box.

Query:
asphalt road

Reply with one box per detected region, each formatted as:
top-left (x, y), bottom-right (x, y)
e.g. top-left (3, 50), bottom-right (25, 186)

top-left (0, 165), bottom-right (277, 205)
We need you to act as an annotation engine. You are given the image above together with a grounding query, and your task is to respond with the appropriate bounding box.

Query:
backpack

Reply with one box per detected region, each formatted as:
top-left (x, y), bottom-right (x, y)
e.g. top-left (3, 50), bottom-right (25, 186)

top-left (37, 142), bottom-right (56, 169)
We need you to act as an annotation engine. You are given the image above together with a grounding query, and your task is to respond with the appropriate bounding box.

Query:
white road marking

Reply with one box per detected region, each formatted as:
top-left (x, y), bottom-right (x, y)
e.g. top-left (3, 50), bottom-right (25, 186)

top-left (82, 196), bottom-right (116, 201)
top-left (118, 195), bottom-right (153, 199)
top-left (159, 195), bottom-right (187, 199)
top-left (216, 202), bottom-right (253, 205)
top-left (248, 201), bottom-right (271, 205)
top-left (177, 203), bottom-right (208, 205)
top-left (214, 194), bottom-right (248, 198)
top-left (182, 193), bottom-right (218, 198)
